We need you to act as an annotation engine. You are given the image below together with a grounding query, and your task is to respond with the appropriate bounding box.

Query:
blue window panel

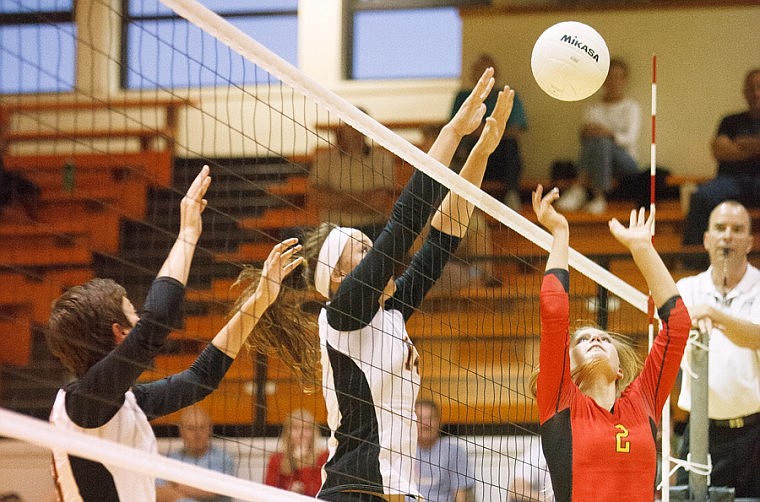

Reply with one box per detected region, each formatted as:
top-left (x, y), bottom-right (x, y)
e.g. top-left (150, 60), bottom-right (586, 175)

top-left (0, 0), bottom-right (72, 14)
top-left (125, 16), bottom-right (296, 89)
top-left (0, 23), bottom-right (76, 93)
top-left (353, 8), bottom-right (461, 80)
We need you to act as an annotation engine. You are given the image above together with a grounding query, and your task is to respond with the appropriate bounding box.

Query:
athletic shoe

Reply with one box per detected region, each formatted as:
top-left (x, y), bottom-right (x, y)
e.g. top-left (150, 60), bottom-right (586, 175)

top-left (584, 194), bottom-right (607, 214)
top-left (555, 184), bottom-right (587, 212)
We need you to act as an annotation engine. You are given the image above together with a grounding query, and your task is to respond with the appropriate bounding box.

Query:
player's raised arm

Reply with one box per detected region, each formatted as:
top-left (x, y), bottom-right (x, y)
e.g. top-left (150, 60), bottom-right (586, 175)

top-left (532, 184), bottom-right (569, 272)
top-left (431, 85), bottom-right (514, 238)
top-left (426, 67), bottom-right (495, 166)
top-left (608, 207), bottom-right (677, 307)
top-left (213, 238), bottom-right (304, 359)
top-left (157, 165), bottom-right (211, 285)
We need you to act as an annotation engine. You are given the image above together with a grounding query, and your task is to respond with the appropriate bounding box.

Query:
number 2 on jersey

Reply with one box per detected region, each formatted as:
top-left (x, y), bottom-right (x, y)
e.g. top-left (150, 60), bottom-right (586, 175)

top-left (615, 424), bottom-right (630, 453)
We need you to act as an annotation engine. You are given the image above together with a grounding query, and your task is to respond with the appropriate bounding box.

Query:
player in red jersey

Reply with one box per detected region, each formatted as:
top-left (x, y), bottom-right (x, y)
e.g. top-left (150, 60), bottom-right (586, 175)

top-left (531, 185), bottom-right (691, 502)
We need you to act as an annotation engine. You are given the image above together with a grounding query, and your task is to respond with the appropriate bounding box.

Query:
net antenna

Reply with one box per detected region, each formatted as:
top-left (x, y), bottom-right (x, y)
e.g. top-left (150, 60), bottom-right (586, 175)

top-left (161, 0), bottom-right (648, 314)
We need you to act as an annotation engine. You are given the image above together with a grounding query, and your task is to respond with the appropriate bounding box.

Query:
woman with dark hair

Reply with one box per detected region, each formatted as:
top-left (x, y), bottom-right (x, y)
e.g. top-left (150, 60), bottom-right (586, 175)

top-left (531, 185), bottom-right (690, 502)
top-left (46, 166), bottom-right (304, 501)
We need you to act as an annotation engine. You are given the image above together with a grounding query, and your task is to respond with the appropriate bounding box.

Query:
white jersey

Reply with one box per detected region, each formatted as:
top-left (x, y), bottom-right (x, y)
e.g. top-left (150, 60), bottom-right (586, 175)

top-left (50, 389), bottom-right (157, 501)
top-left (677, 264), bottom-right (760, 419)
top-left (583, 97), bottom-right (641, 159)
top-left (319, 306), bottom-right (421, 498)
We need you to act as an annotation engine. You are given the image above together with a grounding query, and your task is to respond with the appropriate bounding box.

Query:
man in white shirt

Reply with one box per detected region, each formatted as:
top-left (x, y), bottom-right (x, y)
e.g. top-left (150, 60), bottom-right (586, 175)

top-left (675, 200), bottom-right (760, 498)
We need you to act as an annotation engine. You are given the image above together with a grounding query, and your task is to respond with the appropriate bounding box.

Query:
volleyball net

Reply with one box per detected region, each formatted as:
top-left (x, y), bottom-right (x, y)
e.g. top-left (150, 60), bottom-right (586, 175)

top-left (0, 0), bottom-right (660, 499)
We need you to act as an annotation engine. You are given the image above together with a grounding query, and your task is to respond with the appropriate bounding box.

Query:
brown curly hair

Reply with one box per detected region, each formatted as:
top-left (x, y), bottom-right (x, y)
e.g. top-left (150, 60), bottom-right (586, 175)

top-left (46, 278), bottom-right (130, 378)
top-left (231, 265), bottom-right (320, 392)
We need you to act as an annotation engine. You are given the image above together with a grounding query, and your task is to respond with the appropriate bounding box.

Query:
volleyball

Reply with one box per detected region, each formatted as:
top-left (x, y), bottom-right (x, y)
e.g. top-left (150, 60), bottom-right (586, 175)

top-left (531, 21), bottom-right (610, 102)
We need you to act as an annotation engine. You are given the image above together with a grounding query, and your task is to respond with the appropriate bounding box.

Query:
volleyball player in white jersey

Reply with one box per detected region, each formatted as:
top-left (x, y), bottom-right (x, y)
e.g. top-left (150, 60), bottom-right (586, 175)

top-left (301, 69), bottom-right (514, 501)
top-left (46, 166), bottom-right (303, 501)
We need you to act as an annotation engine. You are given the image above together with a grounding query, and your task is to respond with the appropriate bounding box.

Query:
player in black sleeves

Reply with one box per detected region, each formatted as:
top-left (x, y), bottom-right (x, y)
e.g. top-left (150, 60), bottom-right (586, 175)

top-left (46, 166), bottom-right (304, 501)
top-left (297, 69), bottom-right (513, 501)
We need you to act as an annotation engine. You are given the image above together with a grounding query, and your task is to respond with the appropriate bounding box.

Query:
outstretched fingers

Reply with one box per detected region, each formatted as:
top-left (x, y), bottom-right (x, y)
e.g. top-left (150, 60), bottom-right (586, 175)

top-left (186, 165), bottom-right (211, 208)
top-left (531, 184), bottom-right (565, 232)
top-left (450, 68), bottom-right (495, 136)
top-left (262, 238), bottom-right (304, 284)
top-left (475, 85), bottom-right (516, 156)
top-left (491, 85), bottom-right (515, 128)
top-left (609, 207), bottom-right (654, 249)
top-left (472, 66), bottom-right (496, 101)
top-left (179, 165), bottom-right (211, 239)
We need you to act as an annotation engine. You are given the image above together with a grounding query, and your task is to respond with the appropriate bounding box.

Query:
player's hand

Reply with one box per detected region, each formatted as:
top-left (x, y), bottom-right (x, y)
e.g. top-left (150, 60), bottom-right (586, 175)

top-left (608, 207), bottom-right (654, 251)
top-left (532, 184), bottom-right (568, 234)
top-left (179, 165), bottom-right (211, 244)
top-left (449, 67), bottom-right (495, 137)
top-left (257, 237), bottom-right (304, 306)
top-left (473, 86), bottom-right (514, 156)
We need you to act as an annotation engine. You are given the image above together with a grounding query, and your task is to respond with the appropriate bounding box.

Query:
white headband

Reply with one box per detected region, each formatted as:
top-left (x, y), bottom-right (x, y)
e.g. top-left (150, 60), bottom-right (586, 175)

top-left (314, 227), bottom-right (354, 299)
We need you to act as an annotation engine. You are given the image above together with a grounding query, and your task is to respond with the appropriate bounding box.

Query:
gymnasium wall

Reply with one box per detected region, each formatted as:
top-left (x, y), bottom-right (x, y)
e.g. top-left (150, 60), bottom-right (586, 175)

top-left (56, 1), bottom-right (759, 181)
top-left (459, 3), bottom-right (760, 179)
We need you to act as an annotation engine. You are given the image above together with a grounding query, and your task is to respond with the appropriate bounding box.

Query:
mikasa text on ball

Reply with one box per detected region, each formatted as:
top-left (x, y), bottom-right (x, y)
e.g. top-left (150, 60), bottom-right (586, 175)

top-left (531, 21), bottom-right (610, 102)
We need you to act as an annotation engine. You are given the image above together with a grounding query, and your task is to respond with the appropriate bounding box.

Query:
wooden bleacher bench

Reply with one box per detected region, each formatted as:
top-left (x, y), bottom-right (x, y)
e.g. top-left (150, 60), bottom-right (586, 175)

top-left (2, 97), bottom-right (190, 187)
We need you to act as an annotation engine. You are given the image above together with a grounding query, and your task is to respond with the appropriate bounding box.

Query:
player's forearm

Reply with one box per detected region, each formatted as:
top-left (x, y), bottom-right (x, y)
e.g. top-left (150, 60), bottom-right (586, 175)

top-left (629, 243), bottom-right (678, 307)
top-left (546, 226), bottom-right (569, 272)
top-left (427, 122), bottom-right (466, 167)
top-left (212, 290), bottom-right (268, 358)
top-left (430, 145), bottom-right (489, 237)
top-left (157, 229), bottom-right (200, 285)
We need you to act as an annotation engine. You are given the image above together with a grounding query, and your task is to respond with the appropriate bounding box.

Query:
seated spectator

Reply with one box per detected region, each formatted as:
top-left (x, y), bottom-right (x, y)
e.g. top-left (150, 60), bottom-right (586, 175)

top-left (309, 114), bottom-right (397, 241)
top-left (415, 399), bottom-right (476, 502)
top-left (450, 53), bottom-right (528, 211)
top-left (0, 108), bottom-right (39, 221)
top-left (682, 68), bottom-right (760, 252)
top-left (557, 58), bottom-right (642, 214)
top-left (265, 408), bottom-right (328, 496)
top-left (156, 407), bottom-right (236, 502)
top-left (508, 437), bottom-right (554, 502)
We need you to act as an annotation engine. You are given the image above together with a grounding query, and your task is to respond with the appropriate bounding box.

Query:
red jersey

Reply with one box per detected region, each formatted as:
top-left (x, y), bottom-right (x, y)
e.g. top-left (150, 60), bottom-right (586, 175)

top-left (265, 450), bottom-right (329, 497)
top-left (537, 271), bottom-right (690, 502)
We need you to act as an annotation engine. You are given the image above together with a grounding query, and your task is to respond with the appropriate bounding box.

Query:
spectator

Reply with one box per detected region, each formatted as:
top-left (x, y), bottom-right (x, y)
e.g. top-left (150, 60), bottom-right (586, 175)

top-left (156, 407), bottom-right (236, 502)
top-left (265, 408), bottom-right (329, 496)
top-left (557, 58), bottom-right (642, 214)
top-left (0, 107), bottom-right (39, 221)
top-left (507, 437), bottom-right (554, 502)
top-left (682, 68), bottom-right (760, 251)
top-left (450, 53), bottom-right (528, 211)
top-left (309, 114), bottom-right (397, 241)
top-left (415, 400), bottom-right (476, 502)
top-left (675, 200), bottom-right (760, 498)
